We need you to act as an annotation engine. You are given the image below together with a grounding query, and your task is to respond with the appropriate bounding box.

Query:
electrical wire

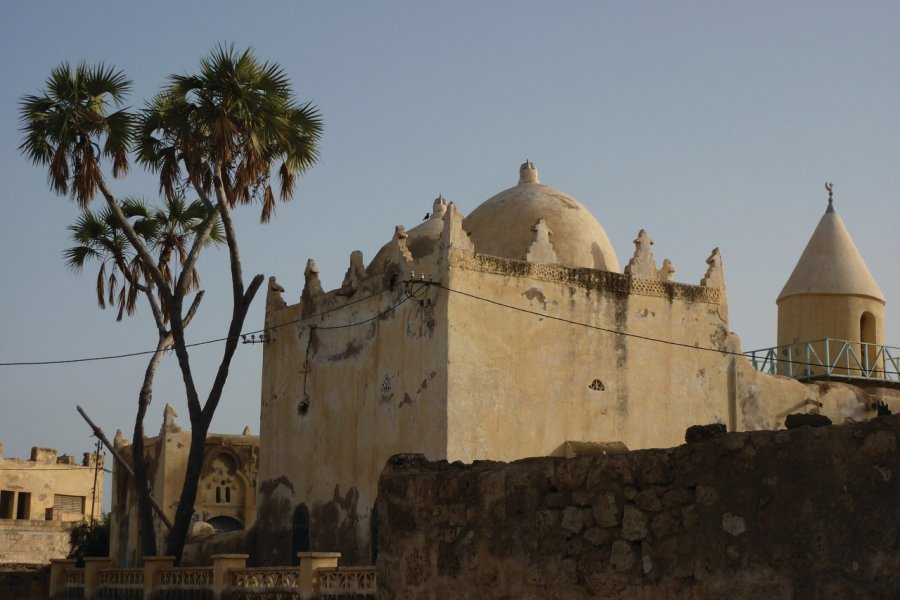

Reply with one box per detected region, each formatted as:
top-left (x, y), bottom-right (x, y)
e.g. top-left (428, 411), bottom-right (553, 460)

top-left (0, 277), bottom-right (894, 379)
top-left (0, 286), bottom-right (394, 367)
top-left (421, 281), bottom-right (898, 378)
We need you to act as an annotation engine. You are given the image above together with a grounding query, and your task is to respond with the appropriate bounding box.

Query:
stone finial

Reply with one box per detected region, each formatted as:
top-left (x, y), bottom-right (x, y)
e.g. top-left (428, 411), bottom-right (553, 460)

top-left (658, 258), bottom-right (675, 282)
top-left (161, 403), bottom-right (181, 434)
top-left (390, 226), bottom-right (414, 265)
top-left (265, 276), bottom-right (287, 314)
top-left (431, 195), bottom-right (448, 220)
top-left (301, 258), bottom-right (324, 303)
top-left (242, 426), bottom-right (252, 436)
top-left (519, 160), bottom-right (539, 184)
top-left (338, 250), bottom-right (368, 296)
top-left (624, 229), bottom-right (658, 278)
top-left (113, 429), bottom-right (128, 448)
top-left (440, 202), bottom-right (475, 254)
top-left (525, 218), bottom-right (559, 264)
top-left (624, 229), bottom-right (675, 281)
top-left (701, 247), bottom-right (725, 289)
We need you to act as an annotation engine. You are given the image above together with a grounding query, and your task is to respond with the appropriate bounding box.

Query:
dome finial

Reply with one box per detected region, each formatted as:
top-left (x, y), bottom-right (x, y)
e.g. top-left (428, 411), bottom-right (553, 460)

top-left (825, 182), bottom-right (834, 213)
top-left (519, 160), bottom-right (539, 184)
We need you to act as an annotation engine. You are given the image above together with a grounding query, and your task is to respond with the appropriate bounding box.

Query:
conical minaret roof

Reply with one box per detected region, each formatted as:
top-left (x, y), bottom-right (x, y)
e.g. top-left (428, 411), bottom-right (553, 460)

top-left (777, 198), bottom-right (884, 303)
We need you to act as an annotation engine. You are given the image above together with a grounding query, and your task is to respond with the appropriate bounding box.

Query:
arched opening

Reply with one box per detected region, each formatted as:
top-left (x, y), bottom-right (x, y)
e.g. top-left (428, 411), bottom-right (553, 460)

top-left (207, 515), bottom-right (243, 532)
top-left (291, 504), bottom-right (310, 565)
top-left (860, 312), bottom-right (877, 372)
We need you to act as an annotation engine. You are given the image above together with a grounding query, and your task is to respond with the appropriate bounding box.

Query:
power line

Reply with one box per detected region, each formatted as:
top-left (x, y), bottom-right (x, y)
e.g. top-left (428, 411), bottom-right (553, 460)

top-left (0, 286), bottom-right (396, 367)
top-left (422, 281), bottom-right (895, 377)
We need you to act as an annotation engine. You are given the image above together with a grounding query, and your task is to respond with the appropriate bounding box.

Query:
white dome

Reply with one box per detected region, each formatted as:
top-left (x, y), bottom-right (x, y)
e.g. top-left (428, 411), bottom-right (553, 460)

top-left (461, 162), bottom-right (620, 272)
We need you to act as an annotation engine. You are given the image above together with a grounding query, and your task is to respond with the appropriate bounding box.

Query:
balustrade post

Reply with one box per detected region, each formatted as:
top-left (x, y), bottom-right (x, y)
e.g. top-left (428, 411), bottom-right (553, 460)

top-left (83, 557), bottom-right (113, 599)
top-left (142, 556), bottom-right (175, 600)
top-left (298, 551), bottom-right (341, 595)
top-left (48, 558), bottom-right (76, 598)
top-left (211, 554), bottom-right (249, 600)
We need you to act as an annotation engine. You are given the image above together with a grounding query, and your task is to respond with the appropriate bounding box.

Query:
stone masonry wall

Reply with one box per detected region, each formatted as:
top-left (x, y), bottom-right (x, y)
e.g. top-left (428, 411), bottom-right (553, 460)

top-left (0, 519), bottom-right (71, 565)
top-left (375, 415), bottom-right (900, 599)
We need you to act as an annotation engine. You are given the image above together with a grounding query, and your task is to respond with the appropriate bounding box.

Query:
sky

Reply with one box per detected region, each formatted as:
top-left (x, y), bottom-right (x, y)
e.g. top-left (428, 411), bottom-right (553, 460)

top-left (1, 2), bottom-right (898, 511)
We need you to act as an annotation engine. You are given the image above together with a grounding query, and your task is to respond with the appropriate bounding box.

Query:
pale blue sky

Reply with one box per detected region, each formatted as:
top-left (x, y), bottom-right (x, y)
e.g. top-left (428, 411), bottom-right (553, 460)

top-left (1, 2), bottom-right (898, 509)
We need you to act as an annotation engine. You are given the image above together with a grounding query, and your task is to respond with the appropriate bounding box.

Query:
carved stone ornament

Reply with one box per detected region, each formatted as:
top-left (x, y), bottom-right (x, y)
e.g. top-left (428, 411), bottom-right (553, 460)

top-left (266, 276), bottom-right (287, 313)
top-left (624, 229), bottom-right (675, 281)
top-left (701, 247), bottom-right (725, 289)
top-left (300, 259), bottom-right (324, 309)
top-left (390, 227), bottom-right (413, 265)
top-left (338, 250), bottom-right (368, 296)
top-left (525, 218), bottom-right (559, 265)
top-left (440, 202), bottom-right (474, 253)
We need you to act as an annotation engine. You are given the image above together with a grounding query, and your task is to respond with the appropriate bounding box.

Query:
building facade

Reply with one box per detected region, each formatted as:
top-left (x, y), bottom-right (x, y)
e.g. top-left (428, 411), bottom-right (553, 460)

top-left (108, 406), bottom-right (258, 566)
top-left (0, 443), bottom-right (103, 564)
top-left (256, 163), bottom-right (899, 564)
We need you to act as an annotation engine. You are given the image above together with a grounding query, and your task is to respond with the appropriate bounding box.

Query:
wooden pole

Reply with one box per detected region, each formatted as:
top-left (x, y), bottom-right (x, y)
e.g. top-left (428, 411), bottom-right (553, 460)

top-left (76, 405), bottom-right (173, 531)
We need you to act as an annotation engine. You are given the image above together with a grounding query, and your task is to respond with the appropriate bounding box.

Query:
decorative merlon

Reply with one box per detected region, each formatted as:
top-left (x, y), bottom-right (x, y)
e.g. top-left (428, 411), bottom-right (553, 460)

top-left (161, 404), bottom-right (180, 435)
top-left (701, 248), bottom-right (725, 289)
top-left (525, 218), bottom-right (558, 265)
top-left (301, 259), bottom-right (324, 304)
top-left (440, 202), bottom-right (474, 253)
top-left (113, 429), bottom-right (128, 448)
top-left (390, 226), bottom-right (414, 265)
top-left (624, 229), bottom-right (675, 281)
top-left (266, 276), bottom-right (287, 313)
top-left (338, 251), bottom-right (368, 296)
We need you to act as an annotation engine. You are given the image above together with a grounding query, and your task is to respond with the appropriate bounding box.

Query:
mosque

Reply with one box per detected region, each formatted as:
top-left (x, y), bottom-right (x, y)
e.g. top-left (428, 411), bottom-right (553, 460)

top-left (254, 162), bottom-right (898, 565)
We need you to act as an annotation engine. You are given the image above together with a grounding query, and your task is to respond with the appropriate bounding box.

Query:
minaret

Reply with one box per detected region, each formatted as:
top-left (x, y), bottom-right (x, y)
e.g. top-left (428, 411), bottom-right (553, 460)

top-left (776, 185), bottom-right (885, 374)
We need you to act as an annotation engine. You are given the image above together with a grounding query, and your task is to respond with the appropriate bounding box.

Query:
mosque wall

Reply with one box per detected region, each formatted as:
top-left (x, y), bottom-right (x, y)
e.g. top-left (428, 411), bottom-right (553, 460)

top-left (257, 256), bottom-right (452, 566)
top-left (253, 168), bottom-right (899, 568)
top-left (444, 251), bottom-right (732, 460)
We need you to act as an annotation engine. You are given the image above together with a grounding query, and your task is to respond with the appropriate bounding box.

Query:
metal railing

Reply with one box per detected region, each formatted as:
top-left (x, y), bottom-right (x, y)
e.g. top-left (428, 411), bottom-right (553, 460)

top-left (745, 339), bottom-right (900, 384)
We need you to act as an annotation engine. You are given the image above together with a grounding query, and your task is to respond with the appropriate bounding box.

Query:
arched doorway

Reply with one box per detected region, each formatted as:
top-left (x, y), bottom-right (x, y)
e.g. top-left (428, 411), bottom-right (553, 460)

top-left (291, 504), bottom-right (310, 564)
top-left (207, 515), bottom-right (243, 532)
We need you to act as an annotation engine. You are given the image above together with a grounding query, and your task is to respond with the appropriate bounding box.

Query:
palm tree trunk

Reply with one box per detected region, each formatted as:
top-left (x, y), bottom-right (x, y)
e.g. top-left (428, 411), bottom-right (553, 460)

top-left (164, 273), bottom-right (264, 562)
top-left (132, 336), bottom-right (170, 559)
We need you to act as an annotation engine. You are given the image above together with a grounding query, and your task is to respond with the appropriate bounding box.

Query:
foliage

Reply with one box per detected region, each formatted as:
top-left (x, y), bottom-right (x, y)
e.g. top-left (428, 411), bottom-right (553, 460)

top-left (20, 44), bottom-right (322, 562)
top-left (68, 514), bottom-right (110, 567)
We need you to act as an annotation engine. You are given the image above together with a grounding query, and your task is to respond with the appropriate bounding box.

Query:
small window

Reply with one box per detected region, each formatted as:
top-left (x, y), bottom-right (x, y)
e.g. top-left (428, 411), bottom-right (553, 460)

top-left (0, 491), bottom-right (13, 519)
top-left (225, 487), bottom-right (231, 503)
top-left (216, 487), bottom-right (222, 503)
top-left (16, 492), bottom-right (31, 520)
top-left (54, 494), bottom-right (85, 515)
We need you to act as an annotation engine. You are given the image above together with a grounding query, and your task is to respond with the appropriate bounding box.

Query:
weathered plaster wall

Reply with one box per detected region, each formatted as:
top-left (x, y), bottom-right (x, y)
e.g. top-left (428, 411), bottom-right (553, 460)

top-left (0, 447), bottom-right (103, 525)
top-left (445, 252), bottom-right (730, 460)
top-left (375, 415), bottom-right (900, 599)
top-left (0, 520), bottom-right (72, 565)
top-left (257, 254), bottom-right (450, 565)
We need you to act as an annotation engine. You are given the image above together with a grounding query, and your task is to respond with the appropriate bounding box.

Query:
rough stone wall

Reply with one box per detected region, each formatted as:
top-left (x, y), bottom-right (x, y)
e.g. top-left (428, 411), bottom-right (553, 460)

top-left (0, 565), bottom-right (49, 600)
top-left (375, 415), bottom-right (900, 599)
top-left (0, 520), bottom-right (72, 565)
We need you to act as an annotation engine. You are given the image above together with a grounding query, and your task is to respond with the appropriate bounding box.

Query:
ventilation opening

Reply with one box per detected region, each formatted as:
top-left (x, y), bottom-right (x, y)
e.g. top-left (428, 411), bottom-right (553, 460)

top-left (588, 379), bottom-right (605, 391)
top-left (860, 312), bottom-right (877, 369)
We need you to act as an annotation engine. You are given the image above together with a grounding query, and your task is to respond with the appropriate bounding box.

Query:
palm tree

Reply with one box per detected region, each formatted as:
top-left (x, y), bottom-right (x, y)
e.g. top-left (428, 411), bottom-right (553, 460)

top-left (19, 62), bottom-right (133, 208)
top-left (65, 196), bottom-right (223, 321)
top-left (137, 44), bottom-right (322, 222)
top-left (21, 45), bottom-right (322, 562)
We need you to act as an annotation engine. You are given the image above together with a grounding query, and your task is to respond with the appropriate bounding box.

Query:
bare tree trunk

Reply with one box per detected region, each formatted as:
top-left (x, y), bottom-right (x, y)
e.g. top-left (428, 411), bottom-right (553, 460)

top-left (131, 336), bottom-right (170, 559)
top-left (164, 273), bottom-right (264, 563)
